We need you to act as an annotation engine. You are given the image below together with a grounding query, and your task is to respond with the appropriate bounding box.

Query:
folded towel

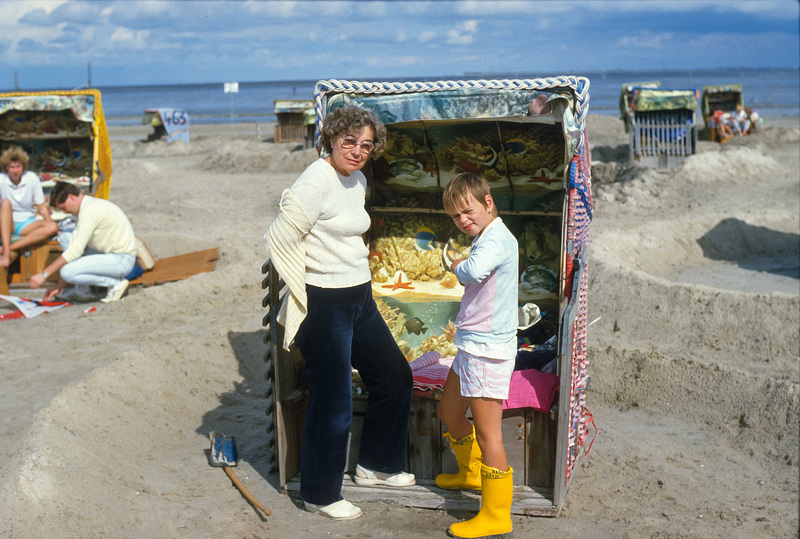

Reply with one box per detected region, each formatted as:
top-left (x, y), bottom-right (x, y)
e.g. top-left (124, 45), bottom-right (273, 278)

top-left (411, 353), bottom-right (453, 391)
top-left (409, 351), bottom-right (441, 371)
top-left (409, 351), bottom-right (560, 412)
top-left (502, 368), bottom-right (559, 413)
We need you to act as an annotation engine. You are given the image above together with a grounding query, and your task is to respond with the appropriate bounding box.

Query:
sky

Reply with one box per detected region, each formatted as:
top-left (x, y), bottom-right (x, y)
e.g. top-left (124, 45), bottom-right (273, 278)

top-left (0, 0), bottom-right (798, 90)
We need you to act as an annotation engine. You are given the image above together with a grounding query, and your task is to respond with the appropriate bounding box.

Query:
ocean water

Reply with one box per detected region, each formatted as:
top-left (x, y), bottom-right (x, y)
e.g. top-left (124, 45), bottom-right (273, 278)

top-left (94, 68), bottom-right (799, 126)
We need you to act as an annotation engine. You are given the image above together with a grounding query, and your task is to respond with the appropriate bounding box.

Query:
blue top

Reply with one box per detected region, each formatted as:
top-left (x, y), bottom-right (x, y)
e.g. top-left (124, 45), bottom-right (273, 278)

top-left (454, 217), bottom-right (519, 360)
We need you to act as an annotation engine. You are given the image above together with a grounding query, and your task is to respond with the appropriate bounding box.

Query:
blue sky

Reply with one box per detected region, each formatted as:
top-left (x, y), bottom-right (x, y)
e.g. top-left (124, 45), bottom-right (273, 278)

top-left (1, 0), bottom-right (798, 90)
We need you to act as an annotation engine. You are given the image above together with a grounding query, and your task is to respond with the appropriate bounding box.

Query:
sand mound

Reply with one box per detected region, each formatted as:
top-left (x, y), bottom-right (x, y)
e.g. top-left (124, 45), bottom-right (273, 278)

top-left (199, 140), bottom-right (318, 174)
top-left (585, 117), bottom-right (799, 526)
top-left (0, 267), bottom-right (273, 538)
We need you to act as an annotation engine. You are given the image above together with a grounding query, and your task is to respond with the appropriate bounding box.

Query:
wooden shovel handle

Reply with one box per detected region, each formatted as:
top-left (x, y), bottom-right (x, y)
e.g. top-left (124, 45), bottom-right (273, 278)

top-left (224, 466), bottom-right (272, 516)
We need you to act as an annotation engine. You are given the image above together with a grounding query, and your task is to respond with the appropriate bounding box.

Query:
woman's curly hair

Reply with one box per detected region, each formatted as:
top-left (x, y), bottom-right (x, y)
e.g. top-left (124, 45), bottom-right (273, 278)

top-left (0, 145), bottom-right (29, 172)
top-left (319, 105), bottom-right (386, 159)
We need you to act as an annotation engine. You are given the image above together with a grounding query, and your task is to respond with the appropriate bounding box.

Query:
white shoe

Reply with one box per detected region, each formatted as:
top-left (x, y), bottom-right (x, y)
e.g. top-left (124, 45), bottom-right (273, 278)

top-left (101, 279), bottom-right (129, 303)
top-left (304, 499), bottom-right (363, 520)
top-left (57, 285), bottom-right (94, 302)
top-left (354, 464), bottom-right (416, 487)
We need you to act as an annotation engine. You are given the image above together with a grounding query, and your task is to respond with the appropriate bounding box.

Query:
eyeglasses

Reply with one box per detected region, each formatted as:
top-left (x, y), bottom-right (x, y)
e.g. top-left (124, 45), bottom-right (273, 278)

top-left (340, 135), bottom-right (374, 154)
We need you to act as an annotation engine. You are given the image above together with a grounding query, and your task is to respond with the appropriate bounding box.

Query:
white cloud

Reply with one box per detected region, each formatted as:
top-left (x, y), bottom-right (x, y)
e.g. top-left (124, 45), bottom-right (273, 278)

top-left (109, 27), bottom-right (150, 50)
top-left (455, 0), bottom-right (540, 15)
top-left (617, 31), bottom-right (677, 50)
top-left (446, 19), bottom-right (478, 45)
top-left (419, 31), bottom-right (437, 43)
top-left (579, 0), bottom-right (798, 19)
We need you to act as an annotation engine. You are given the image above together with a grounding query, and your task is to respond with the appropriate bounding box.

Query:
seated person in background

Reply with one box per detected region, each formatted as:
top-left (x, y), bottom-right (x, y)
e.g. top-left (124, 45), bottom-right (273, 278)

top-left (29, 181), bottom-right (137, 303)
top-left (730, 104), bottom-right (751, 136)
top-left (0, 146), bottom-right (59, 266)
top-left (746, 107), bottom-right (763, 132)
top-left (708, 110), bottom-right (734, 142)
top-left (147, 113), bottom-right (167, 142)
top-left (1, 197), bottom-right (11, 267)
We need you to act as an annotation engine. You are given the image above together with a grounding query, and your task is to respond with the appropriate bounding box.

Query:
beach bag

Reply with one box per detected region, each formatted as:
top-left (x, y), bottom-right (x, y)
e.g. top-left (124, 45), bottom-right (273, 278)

top-left (135, 235), bottom-right (155, 271)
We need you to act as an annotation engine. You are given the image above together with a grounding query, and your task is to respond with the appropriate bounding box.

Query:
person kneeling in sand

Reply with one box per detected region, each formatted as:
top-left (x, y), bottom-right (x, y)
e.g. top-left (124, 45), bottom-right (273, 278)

top-left (30, 182), bottom-right (137, 303)
top-left (0, 146), bottom-right (59, 267)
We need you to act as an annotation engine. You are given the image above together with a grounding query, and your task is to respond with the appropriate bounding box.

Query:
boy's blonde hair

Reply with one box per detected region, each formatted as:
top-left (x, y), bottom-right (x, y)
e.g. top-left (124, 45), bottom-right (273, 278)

top-left (442, 172), bottom-right (498, 217)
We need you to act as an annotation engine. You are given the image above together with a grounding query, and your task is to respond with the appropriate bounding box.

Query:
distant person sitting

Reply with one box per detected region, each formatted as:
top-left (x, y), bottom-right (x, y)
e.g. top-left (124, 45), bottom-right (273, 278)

top-left (1, 198), bottom-right (11, 267)
top-left (0, 146), bottom-right (59, 267)
top-left (708, 110), bottom-right (734, 143)
top-left (730, 104), bottom-right (751, 136)
top-left (146, 114), bottom-right (167, 142)
top-left (745, 107), bottom-right (763, 132)
top-left (29, 182), bottom-right (137, 303)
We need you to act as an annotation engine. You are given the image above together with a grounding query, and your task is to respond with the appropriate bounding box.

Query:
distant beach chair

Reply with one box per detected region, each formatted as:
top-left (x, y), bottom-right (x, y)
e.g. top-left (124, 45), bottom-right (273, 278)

top-left (628, 87), bottom-right (699, 169)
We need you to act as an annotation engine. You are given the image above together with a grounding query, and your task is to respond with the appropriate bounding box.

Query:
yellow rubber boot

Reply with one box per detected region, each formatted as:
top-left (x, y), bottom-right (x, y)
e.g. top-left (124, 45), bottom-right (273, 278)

top-left (447, 465), bottom-right (513, 538)
top-left (435, 428), bottom-right (483, 490)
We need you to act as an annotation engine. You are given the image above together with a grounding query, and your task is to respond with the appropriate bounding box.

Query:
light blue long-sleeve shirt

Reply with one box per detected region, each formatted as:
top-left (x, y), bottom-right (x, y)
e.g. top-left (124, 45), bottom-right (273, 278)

top-left (453, 217), bottom-right (519, 360)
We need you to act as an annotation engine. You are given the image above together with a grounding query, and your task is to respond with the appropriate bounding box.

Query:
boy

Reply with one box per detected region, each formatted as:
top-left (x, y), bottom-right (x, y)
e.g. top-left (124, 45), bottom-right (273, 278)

top-left (29, 181), bottom-right (137, 303)
top-left (437, 172), bottom-right (519, 538)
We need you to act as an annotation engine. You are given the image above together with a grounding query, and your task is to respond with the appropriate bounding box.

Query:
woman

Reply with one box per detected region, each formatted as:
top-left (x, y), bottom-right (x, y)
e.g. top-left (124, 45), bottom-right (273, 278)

top-left (265, 105), bottom-right (414, 521)
top-left (0, 146), bottom-right (59, 267)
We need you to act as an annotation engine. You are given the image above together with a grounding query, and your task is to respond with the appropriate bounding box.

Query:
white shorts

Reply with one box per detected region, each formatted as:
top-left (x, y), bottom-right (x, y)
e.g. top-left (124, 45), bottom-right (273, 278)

top-left (452, 349), bottom-right (515, 400)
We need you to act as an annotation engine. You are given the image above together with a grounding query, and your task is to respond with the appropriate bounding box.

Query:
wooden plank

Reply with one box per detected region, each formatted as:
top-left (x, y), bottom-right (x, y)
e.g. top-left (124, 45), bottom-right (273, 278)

top-left (1, 251), bottom-right (20, 295)
top-left (283, 477), bottom-right (557, 516)
top-left (129, 247), bottom-right (219, 285)
top-left (8, 241), bottom-right (61, 284)
top-left (502, 410), bottom-right (528, 485)
top-left (526, 409), bottom-right (557, 489)
top-left (408, 397), bottom-right (443, 479)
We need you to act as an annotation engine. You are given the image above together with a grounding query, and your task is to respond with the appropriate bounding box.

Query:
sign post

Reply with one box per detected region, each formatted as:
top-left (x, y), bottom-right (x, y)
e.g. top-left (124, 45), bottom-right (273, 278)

top-left (224, 82), bottom-right (239, 122)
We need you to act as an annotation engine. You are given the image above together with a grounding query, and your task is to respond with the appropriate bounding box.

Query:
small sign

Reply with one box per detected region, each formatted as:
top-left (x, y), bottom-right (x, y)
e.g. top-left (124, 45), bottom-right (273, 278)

top-left (146, 108), bottom-right (190, 143)
top-left (224, 82), bottom-right (239, 94)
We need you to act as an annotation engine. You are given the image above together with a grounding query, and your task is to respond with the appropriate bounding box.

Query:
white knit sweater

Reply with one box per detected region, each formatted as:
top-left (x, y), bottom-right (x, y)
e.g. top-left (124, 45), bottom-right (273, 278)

top-left (288, 159), bottom-right (371, 288)
top-left (264, 159), bottom-right (372, 349)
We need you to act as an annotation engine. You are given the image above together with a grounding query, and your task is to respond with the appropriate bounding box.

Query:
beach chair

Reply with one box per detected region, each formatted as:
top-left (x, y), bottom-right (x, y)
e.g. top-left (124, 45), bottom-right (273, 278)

top-left (0, 89), bottom-right (113, 288)
top-left (619, 80), bottom-right (660, 133)
top-left (1, 234), bottom-right (62, 291)
top-left (700, 84), bottom-right (744, 141)
top-left (273, 100), bottom-right (313, 143)
top-left (263, 76), bottom-right (594, 516)
top-left (628, 87), bottom-right (699, 168)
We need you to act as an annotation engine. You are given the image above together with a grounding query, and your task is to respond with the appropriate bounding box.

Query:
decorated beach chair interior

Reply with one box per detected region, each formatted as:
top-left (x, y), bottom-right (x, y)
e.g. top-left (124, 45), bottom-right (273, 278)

top-left (627, 87), bottom-right (699, 169)
top-left (261, 77), bottom-right (594, 516)
top-left (0, 89), bottom-right (112, 288)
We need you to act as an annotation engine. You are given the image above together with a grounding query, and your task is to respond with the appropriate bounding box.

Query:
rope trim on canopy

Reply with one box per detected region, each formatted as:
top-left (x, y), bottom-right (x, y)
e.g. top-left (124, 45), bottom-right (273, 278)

top-left (312, 77), bottom-right (591, 153)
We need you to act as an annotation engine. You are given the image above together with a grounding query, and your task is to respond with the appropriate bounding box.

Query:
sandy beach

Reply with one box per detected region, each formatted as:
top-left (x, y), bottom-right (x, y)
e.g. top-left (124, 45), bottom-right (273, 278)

top-left (0, 114), bottom-right (798, 538)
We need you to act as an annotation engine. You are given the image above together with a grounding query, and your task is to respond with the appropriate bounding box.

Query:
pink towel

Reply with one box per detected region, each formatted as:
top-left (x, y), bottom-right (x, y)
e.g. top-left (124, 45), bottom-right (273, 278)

top-left (503, 368), bottom-right (559, 412)
top-left (410, 352), bottom-right (453, 391)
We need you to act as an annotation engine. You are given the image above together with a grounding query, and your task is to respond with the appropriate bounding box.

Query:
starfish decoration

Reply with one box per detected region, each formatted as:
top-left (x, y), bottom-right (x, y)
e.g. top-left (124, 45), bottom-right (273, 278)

top-left (527, 172), bottom-right (560, 184)
top-left (382, 274), bottom-right (415, 291)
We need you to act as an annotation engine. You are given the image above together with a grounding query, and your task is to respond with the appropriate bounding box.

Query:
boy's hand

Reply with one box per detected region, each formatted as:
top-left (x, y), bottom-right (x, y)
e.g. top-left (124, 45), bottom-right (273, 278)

top-left (450, 258), bottom-right (464, 272)
top-left (30, 272), bottom-right (46, 289)
top-left (43, 287), bottom-right (61, 302)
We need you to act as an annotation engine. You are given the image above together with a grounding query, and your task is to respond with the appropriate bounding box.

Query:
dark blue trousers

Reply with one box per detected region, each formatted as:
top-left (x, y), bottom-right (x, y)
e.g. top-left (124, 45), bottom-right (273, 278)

top-left (295, 282), bottom-right (413, 505)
